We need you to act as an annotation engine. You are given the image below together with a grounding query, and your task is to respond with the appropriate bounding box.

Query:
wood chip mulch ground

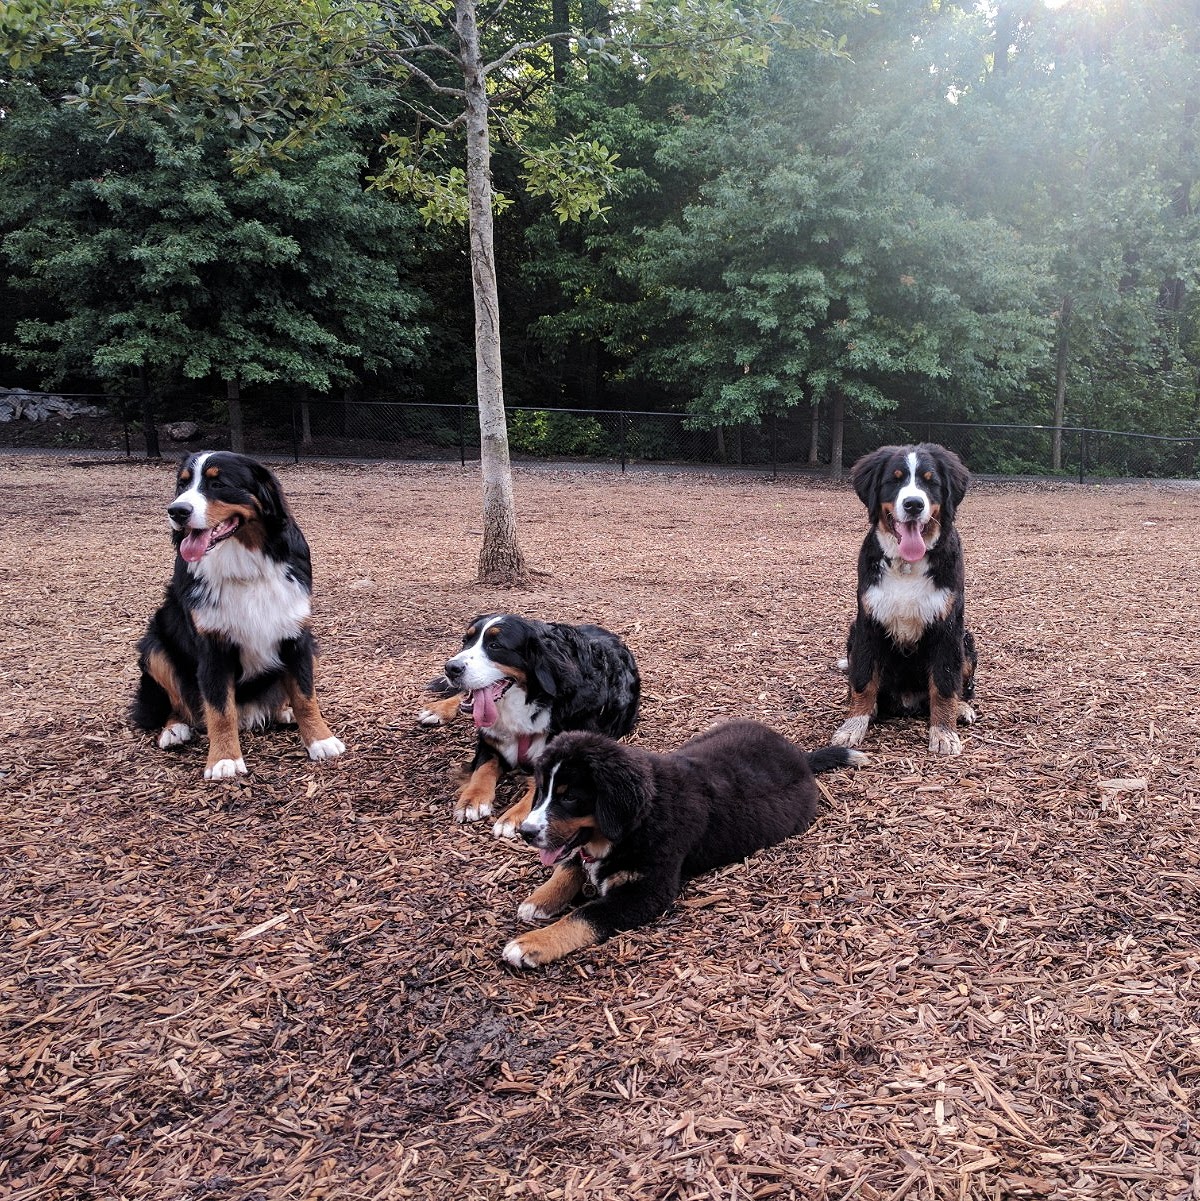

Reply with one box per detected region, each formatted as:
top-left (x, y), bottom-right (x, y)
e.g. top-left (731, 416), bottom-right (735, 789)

top-left (2, 455), bottom-right (1198, 1201)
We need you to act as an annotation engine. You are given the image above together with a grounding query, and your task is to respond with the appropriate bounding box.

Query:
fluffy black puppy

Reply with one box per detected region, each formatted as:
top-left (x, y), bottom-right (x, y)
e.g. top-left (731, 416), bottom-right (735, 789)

top-left (418, 613), bottom-right (640, 832)
top-left (834, 442), bottom-right (978, 756)
top-left (502, 719), bottom-right (862, 968)
top-left (132, 451), bottom-right (344, 780)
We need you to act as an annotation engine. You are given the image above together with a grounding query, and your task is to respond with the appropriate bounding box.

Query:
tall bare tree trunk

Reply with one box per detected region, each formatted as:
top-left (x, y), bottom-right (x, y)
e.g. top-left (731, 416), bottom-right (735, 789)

top-left (456, 0), bottom-right (528, 584)
top-left (137, 366), bottom-right (161, 459)
top-left (829, 390), bottom-right (846, 480)
top-left (227, 378), bottom-right (245, 454)
top-left (1052, 295), bottom-right (1071, 472)
top-left (808, 400), bottom-right (820, 464)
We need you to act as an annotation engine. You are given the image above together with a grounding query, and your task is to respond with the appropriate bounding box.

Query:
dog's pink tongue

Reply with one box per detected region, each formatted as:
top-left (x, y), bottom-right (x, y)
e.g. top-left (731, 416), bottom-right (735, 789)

top-left (179, 529), bottom-right (212, 563)
top-left (471, 685), bottom-right (499, 728)
top-left (897, 522), bottom-right (926, 562)
top-left (537, 847), bottom-right (561, 867)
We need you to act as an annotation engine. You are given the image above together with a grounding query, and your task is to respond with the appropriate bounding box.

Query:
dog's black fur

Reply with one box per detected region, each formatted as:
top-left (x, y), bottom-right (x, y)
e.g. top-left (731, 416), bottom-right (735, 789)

top-left (132, 451), bottom-right (343, 779)
top-left (502, 719), bottom-right (861, 968)
top-left (834, 442), bottom-right (977, 756)
top-left (420, 614), bottom-right (640, 831)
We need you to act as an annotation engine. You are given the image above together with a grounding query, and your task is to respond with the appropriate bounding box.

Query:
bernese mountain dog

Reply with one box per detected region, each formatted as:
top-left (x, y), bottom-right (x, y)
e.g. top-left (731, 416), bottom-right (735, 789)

top-left (132, 451), bottom-right (345, 780)
top-left (501, 719), bottom-right (863, 968)
top-left (418, 614), bottom-right (640, 834)
top-left (833, 442), bottom-right (978, 756)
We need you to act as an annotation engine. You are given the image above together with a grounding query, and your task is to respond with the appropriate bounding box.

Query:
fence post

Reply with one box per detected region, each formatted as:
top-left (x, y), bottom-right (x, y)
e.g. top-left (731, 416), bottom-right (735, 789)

top-left (290, 401), bottom-right (299, 464)
top-left (458, 405), bottom-right (466, 467)
top-left (1078, 430), bottom-right (1085, 484)
top-left (123, 421), bottom-right (131, 458)
top-left (771, 410), bottom-right (778, 481)
top-left (619, 411), bottom-right (627, 474)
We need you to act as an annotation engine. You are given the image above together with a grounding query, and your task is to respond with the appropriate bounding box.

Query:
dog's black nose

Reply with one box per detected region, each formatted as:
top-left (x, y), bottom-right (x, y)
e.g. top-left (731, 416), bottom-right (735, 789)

top-left (168, 501), bottom-right (193, 523)
top-left (444, 659), bottom-right (464, 683)
top-left (902, 497), bottom-right (924, 516)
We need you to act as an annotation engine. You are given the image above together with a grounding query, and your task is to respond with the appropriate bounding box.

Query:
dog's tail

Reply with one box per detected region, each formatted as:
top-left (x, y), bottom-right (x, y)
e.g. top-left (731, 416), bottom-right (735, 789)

top-left (131, 671), bottom-right (172, 733)
top-left (807, 746), bottom-right (867, 774)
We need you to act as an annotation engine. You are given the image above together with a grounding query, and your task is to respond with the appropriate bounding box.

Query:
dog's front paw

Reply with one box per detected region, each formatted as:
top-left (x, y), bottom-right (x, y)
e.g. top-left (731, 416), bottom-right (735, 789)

top-left (957, 702), bottom-right (977, 726)
top-left (454, 800), bottom-right (493, 823)
top-left (832, 716), bottom-right (869, 747)
top-left (501, 915), bottom-right (598, 969)
top-left (158, 722), bottom-right (192, 749)
top-left (517, 901), bottom-right (552, 924)
top-left (503, 937), bottom-right (541, 968)
top-left (275, 705), bottom-right (296, 726)
top-left (417, 708), bottom-right (444, 726)
top-left (205, 757), bottom-right (247, 780)
top-left (307, 736), bottom-right (346, 761)
top-left (929, 725), bottom-right (963, 756)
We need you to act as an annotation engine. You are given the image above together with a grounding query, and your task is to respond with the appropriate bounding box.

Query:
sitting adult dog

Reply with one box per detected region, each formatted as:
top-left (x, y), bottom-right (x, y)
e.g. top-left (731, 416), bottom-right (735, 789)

top-left (132, 451), bottom-right (345, 779)
top-left (834, 442), bottom-right (977, 756)
top-left (419, 614), bottom-right (640, 833)
top-left (502, 720), bottom-right (863, 968)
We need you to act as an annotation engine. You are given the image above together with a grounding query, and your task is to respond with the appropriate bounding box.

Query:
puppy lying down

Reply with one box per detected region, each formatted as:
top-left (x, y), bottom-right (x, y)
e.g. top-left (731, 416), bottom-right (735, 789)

top-left (503, 719), bottom-right (863, 968)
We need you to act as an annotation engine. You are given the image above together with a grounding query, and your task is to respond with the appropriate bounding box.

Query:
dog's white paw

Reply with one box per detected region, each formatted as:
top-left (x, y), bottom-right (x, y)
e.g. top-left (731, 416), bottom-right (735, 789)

top-left (832, 716), bottom-right (869, 747)
top-left (835, 657), bottom-right (849, 673)
top-left (454, 801), bottom-right (493, 823)
top-left (205, 757), bottom-right (247, 780)
top-left (493, 816), bottom-right (520, 840)
top-left (929, 725), bottom-right (963, 756)
top-left (276, 706), bottom-right (295, 726)
top-left (517, 901), bottom-right (551, 924)
top-left (417, 708), bottom-right (444, 727)
top-left (307, 736), bottom-right (346, 761)
top-left (958, 702), bottom-right (977, 726)
top-left (502, 938), bottom-right (537, 968)
top-left (158, 722), bottom-right (192, 749)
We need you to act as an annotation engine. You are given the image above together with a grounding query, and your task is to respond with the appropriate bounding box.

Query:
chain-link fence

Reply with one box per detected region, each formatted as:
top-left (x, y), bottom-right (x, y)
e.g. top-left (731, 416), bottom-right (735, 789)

top-left (3, 391), bottom-right (1198, 480)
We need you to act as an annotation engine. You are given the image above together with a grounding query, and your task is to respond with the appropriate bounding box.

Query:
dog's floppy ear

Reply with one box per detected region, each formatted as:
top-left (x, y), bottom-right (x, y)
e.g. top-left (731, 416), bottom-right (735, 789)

top-left (525, 639), bottom-right (581, 700)
top-left (248, 459), bottom-right (286, 525)
top-left (930, 444), bottom-right (969, 518)
top-left (849, 446), bottom-right (898, 514)
top-left (590, 742), bottom-right (652, 841)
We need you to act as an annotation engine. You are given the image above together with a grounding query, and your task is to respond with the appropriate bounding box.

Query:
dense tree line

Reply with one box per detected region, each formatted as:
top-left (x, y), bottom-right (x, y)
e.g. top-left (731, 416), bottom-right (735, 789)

top-left (2, 0), bottom-right (1198, 464)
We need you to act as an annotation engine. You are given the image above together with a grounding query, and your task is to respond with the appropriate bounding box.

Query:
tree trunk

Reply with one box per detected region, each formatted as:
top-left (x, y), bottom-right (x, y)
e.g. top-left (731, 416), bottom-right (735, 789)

top-left (227, 378), bottom-right (245, 454)
top-left (808, 400), bottom-right (820, 464)
top-left (137, 366), bottom-right (161, 459)
top-left (1052, 295), bottom-right (1071, 472)
top-left (456, 0), bottom-right (528, 584)
top-left (299, 384), bottom-right (313, 447)
top-left (829, 390), bottom-right (846, 480)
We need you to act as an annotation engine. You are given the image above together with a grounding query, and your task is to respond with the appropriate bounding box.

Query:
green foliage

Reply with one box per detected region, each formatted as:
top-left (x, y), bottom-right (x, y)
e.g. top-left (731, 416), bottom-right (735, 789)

top-left (507, 408), bottom-right (610, 457)
top-left (0, 67), bottom-right (431, 396)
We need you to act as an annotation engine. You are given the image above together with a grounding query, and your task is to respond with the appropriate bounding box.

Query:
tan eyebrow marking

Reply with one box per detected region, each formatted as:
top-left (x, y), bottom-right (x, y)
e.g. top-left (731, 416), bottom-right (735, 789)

top-left (179, 470), bottom-right (191, 483)
top-left (204, 466), bottom-right (220, 479)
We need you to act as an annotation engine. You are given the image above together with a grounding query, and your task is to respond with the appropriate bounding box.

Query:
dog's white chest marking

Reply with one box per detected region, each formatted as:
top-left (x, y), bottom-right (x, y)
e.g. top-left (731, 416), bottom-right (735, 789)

top-left (863, 560), bottom-right (952, 646)
top-left (488, 686), bottom-right (551, 765)
top-left (191, 544), bottom-right (310, 680)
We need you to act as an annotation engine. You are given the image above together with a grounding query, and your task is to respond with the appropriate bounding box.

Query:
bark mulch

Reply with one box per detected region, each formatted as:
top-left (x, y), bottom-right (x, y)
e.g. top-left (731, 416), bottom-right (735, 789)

top-left (1, 455), bottom-right (1197, 1201)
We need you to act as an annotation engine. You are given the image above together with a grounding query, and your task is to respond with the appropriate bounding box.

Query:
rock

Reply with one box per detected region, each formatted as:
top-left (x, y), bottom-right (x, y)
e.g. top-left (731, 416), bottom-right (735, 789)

top-left (164, 421), bottom-right (201, 441)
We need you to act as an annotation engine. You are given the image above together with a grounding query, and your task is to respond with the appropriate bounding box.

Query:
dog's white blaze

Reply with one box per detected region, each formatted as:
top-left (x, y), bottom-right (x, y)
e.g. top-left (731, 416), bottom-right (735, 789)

top-left (863, 560), bottom-right (953, 646)
top-left (171, 452), bottom-right (212, 530)
top-left (894, 450), bottom-right (932, 525)
top-left (524, 763), bottom-right (559, 835)
top-left (446, 616), bottom-right (506, 689)
top-left (191, 547), bottom-right (311, 680)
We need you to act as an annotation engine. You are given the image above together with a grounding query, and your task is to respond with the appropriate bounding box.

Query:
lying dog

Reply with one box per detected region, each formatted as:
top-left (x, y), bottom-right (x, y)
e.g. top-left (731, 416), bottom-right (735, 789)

top-left (419, 614), bottom-right (640, 833)
top-left (833, 442), bottom-right (977, 756)
top-left (502, 719), bottom-right (863, 968)
top-left (132, 451), bottom-right (345, 779)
